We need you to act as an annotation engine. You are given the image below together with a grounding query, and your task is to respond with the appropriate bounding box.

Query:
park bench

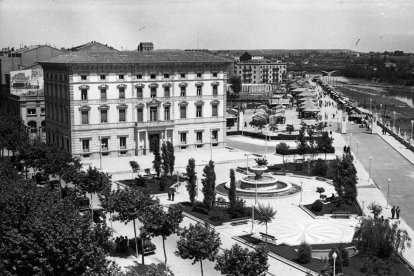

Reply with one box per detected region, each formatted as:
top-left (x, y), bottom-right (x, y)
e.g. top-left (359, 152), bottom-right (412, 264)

top-left (214, 200), bottom-right (230, 208)
top-left (259, 232), bottom-right (277, 243)
top-left (331, 211), bottom-right (351, 219)
top-left (230, 219), bottom-right (249, 226)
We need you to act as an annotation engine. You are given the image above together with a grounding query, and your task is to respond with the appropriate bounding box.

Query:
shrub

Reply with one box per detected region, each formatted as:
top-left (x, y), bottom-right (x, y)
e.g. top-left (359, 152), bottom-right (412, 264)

top-left (297, 241), bottom-right (312, 264)
top-left (255, 158), bottom-right (268, 166)
top-left (314, 159), bottom-right (328, 176)
top-left (311, 200), bottom-right (324, 212)
top-left (229, 198), bottom-right (249, 218)
top-left (135, 175), bottom-right (146, 187)
top-left (368, 202), bottom-right (382, 219)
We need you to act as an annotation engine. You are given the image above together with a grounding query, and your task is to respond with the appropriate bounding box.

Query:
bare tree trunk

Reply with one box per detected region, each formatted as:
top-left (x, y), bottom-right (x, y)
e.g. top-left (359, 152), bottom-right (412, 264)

top-left (141, 235), bottom-right (145, 265)
top-left (133, 219), bottom-right (139, 259)
top-left (90, 193), bottom-right (93, 223)
top-left (200, 260), bottom-right (204, 276)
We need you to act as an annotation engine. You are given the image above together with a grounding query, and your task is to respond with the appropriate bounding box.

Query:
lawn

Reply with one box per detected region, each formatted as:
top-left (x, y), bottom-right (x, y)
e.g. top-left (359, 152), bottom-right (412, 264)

top-left (240, 235), bottom-right (414, 275)
top-left (119, 174), bottom-right (187, 195)
top-left (177, 201), bottom-right (254, 226)
top-left (303, 200), bottom-right (362, 216)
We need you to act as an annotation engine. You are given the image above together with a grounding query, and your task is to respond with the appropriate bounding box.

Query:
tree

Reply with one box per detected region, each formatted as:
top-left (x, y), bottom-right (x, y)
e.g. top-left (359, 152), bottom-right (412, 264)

top-left (186, 158), bottom-right (197, 206)
top-left (297, 241), bottom-right (312, 264)
top-left (215, 243), bottom-right (269, 276)
top-left (111, 188), bottom-right (155, 263)
top-left (297, 125), bottom-right (308, 155)
top-left (130, 161), bottom-right (140, 181)
top-left (286, 124), bottom-right (294, 134)
top-left (229, 75), bottom-right (242, 95)
top-left (160, 142), bottom-right (170, 177)
top-left (0, 167), bottom-right (112, 275)
top-left (175, 222), bottom-right (221, 276)
top-left (151, 138), bottom-right (162, 178)
top-left (201, 160), bottom-right (216, 210)
top-left (368, 202), bottom-right (383, 219)
top-left (317, 131), bottom-right (334, 153)
top-left (353, 217), bottom-right (411, 259)
top-left (333, 153), bottom-right (357, 204)
top-left (249, 118), bottom-right (267, 130)
top-left (79, 166), bottom-right (112, 218)
top-left (166, 141), bottom-right (175, 176)
top-left (275, 142), bottom-right (290, 166)
top-left (255, 203), bottom-right (277, 235)
top-left (142, 204), bottom-right (183, 270)
top-left (228, 169), bottom-right (237, 209)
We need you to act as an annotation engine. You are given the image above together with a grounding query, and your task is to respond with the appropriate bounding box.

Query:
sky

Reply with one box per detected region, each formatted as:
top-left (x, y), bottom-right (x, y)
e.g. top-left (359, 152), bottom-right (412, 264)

top-left (1, 0), bottom-right (414, 53)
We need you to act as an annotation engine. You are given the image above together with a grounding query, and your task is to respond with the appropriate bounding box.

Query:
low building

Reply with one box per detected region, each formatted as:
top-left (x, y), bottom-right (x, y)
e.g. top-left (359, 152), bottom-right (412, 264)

top-left (39, 50), bottom-right (231, 159)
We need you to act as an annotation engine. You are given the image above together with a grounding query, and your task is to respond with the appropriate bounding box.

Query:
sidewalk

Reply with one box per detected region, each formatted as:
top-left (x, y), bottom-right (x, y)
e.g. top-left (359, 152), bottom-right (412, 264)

top-left (375, 126), bottom-right (414, 166)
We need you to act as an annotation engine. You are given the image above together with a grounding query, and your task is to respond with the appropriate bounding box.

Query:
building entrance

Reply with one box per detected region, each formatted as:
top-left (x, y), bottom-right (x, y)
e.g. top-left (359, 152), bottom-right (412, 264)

top-left (148, 133), bottom-right (160, 152)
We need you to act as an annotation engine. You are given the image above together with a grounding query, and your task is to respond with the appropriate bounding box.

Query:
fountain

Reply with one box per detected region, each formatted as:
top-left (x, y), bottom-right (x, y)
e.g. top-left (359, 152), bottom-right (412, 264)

top-left (217, 165), bottom-right (300, 198)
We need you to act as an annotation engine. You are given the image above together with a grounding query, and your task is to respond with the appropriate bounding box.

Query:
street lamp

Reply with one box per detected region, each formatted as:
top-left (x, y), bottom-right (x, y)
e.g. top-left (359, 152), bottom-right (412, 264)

top-left (99, 143), bottom-right (106, 170)
top-left (393, 111), bottom-right (396, 131)
top-left (411, 120), bottom-right (414, 141)
top-left (210, 128), bottom-right (213, 161)
top-left (356, 141), bottom-right (359, 160)
top-left (349, 133), bottom-right (353, 150)
top-left (299, 181), bottom-right (303, 204)
top-left (387, 178), bottom-right (391, 209)
top-left (369, 99), bottom-right (372, 113)
top-left (332, 251), bottom-right (337, 276)
top-left (245, 153), bottom-right (254, 174)
top-left (369, 156), bottom-right (372, 181)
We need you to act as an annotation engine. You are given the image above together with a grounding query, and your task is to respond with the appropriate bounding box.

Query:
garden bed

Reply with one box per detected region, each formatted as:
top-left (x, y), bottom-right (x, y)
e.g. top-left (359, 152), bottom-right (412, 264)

top-left (303, 200), bottom-right (362, 216)
top-left (239, 235), bottom-right (414, 275)
top-left (177, 201), bottom-right (254, 226)
top-left (119, 174), bottom-right (187, 195)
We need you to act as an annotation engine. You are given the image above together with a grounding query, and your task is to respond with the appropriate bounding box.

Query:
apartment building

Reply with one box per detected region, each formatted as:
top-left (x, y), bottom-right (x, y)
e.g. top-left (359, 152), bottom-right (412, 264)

top-left (236, 61), bottom-right (287, 84)
top-left (39, 51), bottom-right (231, 159)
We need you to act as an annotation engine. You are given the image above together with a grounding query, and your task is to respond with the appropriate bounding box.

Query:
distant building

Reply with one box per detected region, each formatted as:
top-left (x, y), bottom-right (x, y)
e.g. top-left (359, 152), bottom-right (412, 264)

top-left (0, 45), bottom-right (63, 111)
top-left (138, 42), bottom-right (154, 51)
top-left (251, 55), bottom-right (264, 61)
top-left (8, 67), bottom-right (46, 140)
top-left (235, 60), bottom-right (287, 84)
top-left (239, 51), bottom-right (252, 62)
top-left (39, 50), bottom-right (231, 158)
top-left (69, 41), bottom-right (118, 52)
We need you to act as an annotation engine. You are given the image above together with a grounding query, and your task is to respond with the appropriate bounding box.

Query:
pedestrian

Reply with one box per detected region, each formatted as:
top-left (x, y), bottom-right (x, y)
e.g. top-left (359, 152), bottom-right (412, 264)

top-left (391, 206), bottom-right (395, 219)
top-left (171, 189), bottom-right (175, 201)
top-left (396, 206), bottom-right (400, 219)
top-left (244, 121), bottom-right (247, 127)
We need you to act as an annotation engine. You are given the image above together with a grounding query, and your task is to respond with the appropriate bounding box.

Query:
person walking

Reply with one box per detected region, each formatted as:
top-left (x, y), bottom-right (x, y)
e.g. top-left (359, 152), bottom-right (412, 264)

top-left (391, 206), bottom-right (395, 219)
top-left (396, 206), bottom-right (400, 219)
top-left (168, 190), bottom-right (171, 201)
top-left (171, 189), bottom-right (175, 201)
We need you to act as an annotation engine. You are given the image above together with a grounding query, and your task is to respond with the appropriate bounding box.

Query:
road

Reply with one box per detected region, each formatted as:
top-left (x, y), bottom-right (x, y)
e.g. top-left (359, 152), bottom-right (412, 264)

top-left (344, 124), bottom-right (414, 228)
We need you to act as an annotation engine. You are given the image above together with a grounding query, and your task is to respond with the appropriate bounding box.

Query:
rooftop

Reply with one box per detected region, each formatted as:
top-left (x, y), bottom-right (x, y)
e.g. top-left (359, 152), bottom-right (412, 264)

top-left (39, 51), bottom-right (232, 64)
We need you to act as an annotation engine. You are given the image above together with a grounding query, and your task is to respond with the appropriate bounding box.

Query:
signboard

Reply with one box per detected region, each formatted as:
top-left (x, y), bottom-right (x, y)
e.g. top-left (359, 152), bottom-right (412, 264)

top-left (10, 68), bottom-right (44, 90)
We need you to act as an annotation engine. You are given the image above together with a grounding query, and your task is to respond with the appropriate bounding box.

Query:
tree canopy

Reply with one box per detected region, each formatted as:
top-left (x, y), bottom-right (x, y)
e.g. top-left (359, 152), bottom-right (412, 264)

top-left (201, 160), bottom-right (216, 210)
top-left (186, 158), bottom-right (197, 206)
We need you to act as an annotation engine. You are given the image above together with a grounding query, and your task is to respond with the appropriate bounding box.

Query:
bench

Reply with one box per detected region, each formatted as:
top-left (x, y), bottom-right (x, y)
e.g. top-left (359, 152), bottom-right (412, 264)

top-left (214, 200), bottom-right (230, 208)
top-left (331, 212), bottom-right (351, 219)
top-left (259, 232), bottom-right (277, 243)
top-left (230, 220), bottom-right (249, 226)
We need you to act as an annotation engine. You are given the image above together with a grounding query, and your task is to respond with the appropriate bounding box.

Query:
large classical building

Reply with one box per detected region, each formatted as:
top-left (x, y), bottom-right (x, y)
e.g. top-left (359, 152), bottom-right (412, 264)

top-left (235, 60), bottom-right (287, 84)
top-left (39, 51), bottom-right (231, 159)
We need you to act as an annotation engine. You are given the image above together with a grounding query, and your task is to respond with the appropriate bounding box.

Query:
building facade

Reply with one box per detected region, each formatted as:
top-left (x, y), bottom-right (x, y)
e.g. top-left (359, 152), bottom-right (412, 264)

top-left (8, 67), bottom-right (46, 140)
top-left (235, 61), bottom-right (287, 84)
top-left (137, 42), bottom-right (154, 51)
top-left (39, 51), bottom-right (231, 159)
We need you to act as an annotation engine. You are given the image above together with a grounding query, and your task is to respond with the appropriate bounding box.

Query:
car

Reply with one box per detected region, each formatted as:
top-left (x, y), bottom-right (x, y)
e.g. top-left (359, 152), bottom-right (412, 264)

top-left (138, 237), bottom-right (156, 255)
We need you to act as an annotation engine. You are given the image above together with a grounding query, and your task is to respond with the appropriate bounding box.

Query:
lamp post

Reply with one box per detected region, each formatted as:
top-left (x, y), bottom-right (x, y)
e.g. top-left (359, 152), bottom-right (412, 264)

top-left (369, 98), bottom-right (372, 113)
top-left (393, 111), bottom-right (396, 131)
top-left (369, 156), bottom-right (372, 181)
top-left (411, 120), bottom-right (414, 141)
top-left (300, 181), bottom-right (303, 205)
top-left (332, 251), bottom-right (337, 276)
top-left (349, 133), bottom-right (353, 150)
top-left (387, 178), bottom-right (391, 208)
top-left (356, 141), bottom-right (359, 160)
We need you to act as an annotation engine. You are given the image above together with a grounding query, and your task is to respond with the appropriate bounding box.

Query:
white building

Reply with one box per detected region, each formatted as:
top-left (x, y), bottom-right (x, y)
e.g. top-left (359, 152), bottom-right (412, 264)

top-left (39, 51), bottom-right (231, 159)
top-left (236, 60), bottom-right (287, 84)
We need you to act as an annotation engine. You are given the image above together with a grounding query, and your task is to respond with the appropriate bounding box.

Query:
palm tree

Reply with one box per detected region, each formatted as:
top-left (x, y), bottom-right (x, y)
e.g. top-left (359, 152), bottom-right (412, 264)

top-left (255, 203), bottom-right (277, 235)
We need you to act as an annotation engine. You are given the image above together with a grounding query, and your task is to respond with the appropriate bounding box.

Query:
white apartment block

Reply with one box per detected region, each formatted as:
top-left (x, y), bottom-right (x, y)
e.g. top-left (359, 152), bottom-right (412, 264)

top-left (236, 61), bottom-right (287, 84)
top-left (39, 51), bottom-right (231, 159)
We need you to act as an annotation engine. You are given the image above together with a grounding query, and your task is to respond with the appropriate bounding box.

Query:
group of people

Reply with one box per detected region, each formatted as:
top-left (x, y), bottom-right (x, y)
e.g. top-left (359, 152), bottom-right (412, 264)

top-left (391, 206), bottom-right (401, 219)
top-left (168, 188), bottom-right (175, 201)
